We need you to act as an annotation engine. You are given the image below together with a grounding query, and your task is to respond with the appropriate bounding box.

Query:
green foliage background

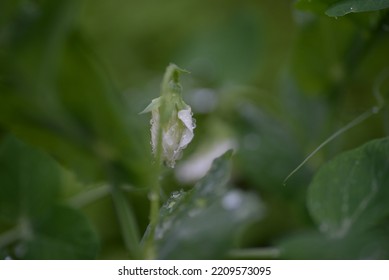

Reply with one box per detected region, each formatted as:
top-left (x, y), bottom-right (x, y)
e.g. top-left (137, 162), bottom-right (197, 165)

top-left (0, 0), bottom-right (389, 259)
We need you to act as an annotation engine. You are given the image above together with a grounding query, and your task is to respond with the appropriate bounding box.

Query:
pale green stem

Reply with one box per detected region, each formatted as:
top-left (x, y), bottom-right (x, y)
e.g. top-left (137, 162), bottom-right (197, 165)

top-left (283, 106), bottom-right (382, 185)
top-left (111, 182), bottom-right (142, 259)
top-left (101, 160), bottom-right (142, 259)
top-left (67, 184), bottom-right (148, 209)
top-left (144, 116), bottom-right (163, 259)
top-left (67, 184), bottom-right (110, 208)
top-left (144, 64), bottom-right (188, 259)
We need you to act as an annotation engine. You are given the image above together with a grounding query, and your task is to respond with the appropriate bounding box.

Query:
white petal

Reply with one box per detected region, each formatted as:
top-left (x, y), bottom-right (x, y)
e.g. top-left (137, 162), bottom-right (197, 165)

top-left (177, 109), bottom-right (195, 148)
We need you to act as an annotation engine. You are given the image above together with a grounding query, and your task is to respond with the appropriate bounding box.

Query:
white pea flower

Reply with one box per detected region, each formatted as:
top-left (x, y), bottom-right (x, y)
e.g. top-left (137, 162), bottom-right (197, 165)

top-left (141, 64), bottom-right (195, 168)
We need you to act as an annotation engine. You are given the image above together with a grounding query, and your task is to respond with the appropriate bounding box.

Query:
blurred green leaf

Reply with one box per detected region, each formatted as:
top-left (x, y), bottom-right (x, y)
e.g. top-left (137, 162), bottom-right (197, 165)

top-left (295, 0), bottom-right (339, 14)
top-left (233, 101), bottom-right (306, 190)
top-left (326, 0), bottom-right (389, 17)
top-left (0, 135), bottom-right (99, 259)
top-left (308, 138), bottom-right (389, 237)
top-left (0, 0), bottom-right (24, 28)
top-left (0, 135), bottom-right (59, 224)
top-left (0, 0), bottom-right (151, 185)
top-left (179, 10), bottom-right (263, 85)
top-left (291, 17), bottom-right (356, 95)
top-left (154, 151), bottom-right (263, 259)
top-left (23, 206), bottom-right (99, 259)
top-left (279, 229), bottom-right (389, 259)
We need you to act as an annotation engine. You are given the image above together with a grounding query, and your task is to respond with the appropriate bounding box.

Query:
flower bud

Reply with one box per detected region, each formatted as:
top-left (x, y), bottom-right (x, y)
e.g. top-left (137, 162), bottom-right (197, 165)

top-left (141, 64), bottom-right (195, 168)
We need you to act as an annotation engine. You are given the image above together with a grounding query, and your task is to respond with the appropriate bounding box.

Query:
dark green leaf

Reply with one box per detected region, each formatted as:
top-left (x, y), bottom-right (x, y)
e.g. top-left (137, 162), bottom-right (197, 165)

top-left (326, 0), bottom-right (389, 17)
top-left (0, 136), bottom-right (99, 259)
top-left (179, 11), bottom-right (263, 84)
top-left (155, 151), bottom-right (263, 259)
top-left (308, 138), bottom-right (389, 238)
top-left (295, 0), bottom-right (339, 14)
top-left (291, 17), bottom-right (356, 95)
top-left (0, 136), bottom-right (59, 224)
top-left (233, 101), bottom-right (307, 190)
top-left (279, 230), bottom-right (389, 259)
top-left (23, 206), bottom-right (99, 259)
top-left (0, 0), bottom-right (151, 185)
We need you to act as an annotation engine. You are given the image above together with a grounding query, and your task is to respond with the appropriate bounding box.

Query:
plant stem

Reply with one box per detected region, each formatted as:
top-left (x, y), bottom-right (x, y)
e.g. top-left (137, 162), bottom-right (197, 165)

top-left (144, 120), bottom-right (163, 259)
top-left (104, 163), bottom-right (142, 259)
top-left (284, 106), bottom-right (380, 185)
top-left (110, 181), bottom-right (142, 259)
top-left (67, 184), bottom-right (110, 208)
top-left (143, 64), bottom-right (188, 259)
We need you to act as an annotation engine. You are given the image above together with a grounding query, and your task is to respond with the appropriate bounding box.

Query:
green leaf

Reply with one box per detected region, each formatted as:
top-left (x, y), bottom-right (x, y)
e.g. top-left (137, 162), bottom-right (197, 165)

top-left (0, 136), bottom-right (60, 224)
top-left (233, 101), bottom-right (307, 189)
top-left (308, 138), bottom-right (389, 238)
top-left (291, 17), bottom-right (356, 95)
top-left (23, 206), bottom-right (99, 260)
top-left (0, 0), bottom-right (151, 186)
top-left (154, 151), bottom-right (263, 259)
top-left (295, 0), bottom-right (339, 14)
top-left (279, 230), bottom-right (389, 259)
top-left (179, 11), bottom-right (263, 84)
top-left (326, 0), bottom-right (389, 17)
top-left (0, 136), bottom-right (99, 259)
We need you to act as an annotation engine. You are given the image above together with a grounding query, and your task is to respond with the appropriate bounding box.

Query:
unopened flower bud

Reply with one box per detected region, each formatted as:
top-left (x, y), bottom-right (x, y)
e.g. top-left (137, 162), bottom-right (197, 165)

top-left (141, 64), bottom-right (195, 168)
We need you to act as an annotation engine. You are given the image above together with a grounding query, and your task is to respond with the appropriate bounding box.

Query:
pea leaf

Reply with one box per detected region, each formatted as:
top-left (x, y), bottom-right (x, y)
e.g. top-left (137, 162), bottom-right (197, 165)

top-left (326, 0), bottom-right (389, 17)
top-left (0, 0), bottom-right (151, 186)
top-left (0, 136), bottom-right (99, 259)
top-left (279, 229), bottom-right (389, 259)
top-left (291, 17), bottom-right (355, 95)
top-left (23, 206), bottom-right (99, 260)
top-left (0, 136), bottom-right (59, 224)
top-left (233, 101), bottom-right (307, 190)
top-left (154, 151), bottom-right (263, 259)
top-left (295, 0), bottom-right (339, 14)
top-left (308, 138), bottom-right (389, 238)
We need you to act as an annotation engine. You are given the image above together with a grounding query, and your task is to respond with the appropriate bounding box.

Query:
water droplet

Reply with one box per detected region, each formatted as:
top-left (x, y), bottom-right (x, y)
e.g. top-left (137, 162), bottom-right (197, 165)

top-left (222, 191), bottom-right (243, 211)
top-left (166, 201), bottom-right (176, 210)
top-left (155, 220), bottom-right (172, 240)
top-left (192, 118), bottom-right (197, 129)
top-left (171, 190), bottom-right (183, 199)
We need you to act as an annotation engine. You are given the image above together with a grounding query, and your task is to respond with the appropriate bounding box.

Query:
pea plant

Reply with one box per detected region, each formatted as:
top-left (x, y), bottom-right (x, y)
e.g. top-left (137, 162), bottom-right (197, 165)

top-left (0, 0), bottom-right (389, 259)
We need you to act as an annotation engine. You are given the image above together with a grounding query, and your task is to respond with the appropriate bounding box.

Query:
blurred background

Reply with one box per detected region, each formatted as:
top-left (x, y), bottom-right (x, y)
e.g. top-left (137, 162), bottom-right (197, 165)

top-left (0, 0), bottom-right (389, 259)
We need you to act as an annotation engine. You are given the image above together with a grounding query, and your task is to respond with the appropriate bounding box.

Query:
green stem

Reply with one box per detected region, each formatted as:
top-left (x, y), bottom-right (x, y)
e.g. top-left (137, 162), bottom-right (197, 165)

top-left (105, 163), bottom-right (142, 259)
top-left (111, 182), bottom-right (142, 259)
top-left (144, 120), bottom-right (163, 259)
top-left (143, 64), bottom-right (188, 259)
top-left (67, 184), bottom-right (148, 209)
top-left (67, 184), bottom-right (110, 208)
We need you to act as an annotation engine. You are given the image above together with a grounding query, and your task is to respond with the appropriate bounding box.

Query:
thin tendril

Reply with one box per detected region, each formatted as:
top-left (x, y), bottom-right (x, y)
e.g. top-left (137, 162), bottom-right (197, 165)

top-left (284, 69), bottom-right (388, 185)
